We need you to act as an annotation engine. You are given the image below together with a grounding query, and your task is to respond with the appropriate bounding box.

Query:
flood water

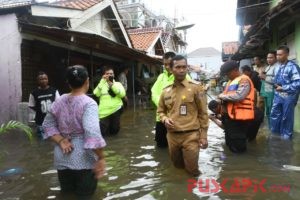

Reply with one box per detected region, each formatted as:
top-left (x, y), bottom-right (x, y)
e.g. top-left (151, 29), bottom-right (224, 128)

top-left (0, 106), bottom-right (300, 200)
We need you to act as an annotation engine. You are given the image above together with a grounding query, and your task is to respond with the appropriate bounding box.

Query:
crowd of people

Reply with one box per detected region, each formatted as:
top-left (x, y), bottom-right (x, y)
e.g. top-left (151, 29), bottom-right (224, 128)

top-left (26, 45), bottom-right (300, 198)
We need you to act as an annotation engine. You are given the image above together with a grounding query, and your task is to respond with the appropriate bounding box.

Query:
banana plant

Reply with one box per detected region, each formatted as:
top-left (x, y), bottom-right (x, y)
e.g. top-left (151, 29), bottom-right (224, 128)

top-left (0, 120), bottom-right (32, 140)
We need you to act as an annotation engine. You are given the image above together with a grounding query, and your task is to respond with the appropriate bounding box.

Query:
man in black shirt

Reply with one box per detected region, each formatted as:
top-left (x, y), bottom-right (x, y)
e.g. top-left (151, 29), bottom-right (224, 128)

top-left (29, 72), bottom-right (60, 138)
top-left (241, 65), bottom-right (261, 92)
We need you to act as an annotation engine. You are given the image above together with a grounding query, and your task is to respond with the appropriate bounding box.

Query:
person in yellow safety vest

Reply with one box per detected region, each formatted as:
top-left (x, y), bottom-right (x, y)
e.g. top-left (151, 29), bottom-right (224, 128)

top-left (151, 52), bottom-right (191, 147)
top-left (218, 60), bottom-right (255, 153)
top-left (93, 66), bottom-right (126, 136)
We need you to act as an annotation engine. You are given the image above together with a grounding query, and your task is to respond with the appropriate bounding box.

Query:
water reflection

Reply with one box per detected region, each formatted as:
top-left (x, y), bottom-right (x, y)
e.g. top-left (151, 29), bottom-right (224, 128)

top-left (0, 108), bottom-right (300, 200)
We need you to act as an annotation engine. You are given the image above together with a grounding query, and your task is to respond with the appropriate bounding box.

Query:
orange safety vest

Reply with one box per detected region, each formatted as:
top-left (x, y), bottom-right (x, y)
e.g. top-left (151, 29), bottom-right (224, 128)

top-left (224, 74), bottom-right (255, 120)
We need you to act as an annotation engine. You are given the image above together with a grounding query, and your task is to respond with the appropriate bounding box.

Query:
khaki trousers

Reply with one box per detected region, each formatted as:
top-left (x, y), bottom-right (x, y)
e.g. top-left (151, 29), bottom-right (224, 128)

top-left (167, 131), bottom-right (200, 176)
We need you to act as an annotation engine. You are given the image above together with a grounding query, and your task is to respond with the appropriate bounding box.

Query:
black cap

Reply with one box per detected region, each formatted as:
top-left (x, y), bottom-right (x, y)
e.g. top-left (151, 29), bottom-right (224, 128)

top-left (220, 60), bottom-right (239, 75)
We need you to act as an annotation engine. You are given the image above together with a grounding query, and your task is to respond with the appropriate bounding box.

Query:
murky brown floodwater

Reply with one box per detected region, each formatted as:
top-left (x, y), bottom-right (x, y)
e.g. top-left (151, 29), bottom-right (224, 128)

top-left (0, 105), bottom-right (300, 200)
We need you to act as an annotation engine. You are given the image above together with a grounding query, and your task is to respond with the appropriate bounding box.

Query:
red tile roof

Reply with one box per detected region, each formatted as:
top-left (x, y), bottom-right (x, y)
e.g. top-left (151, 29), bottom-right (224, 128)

top-left (48, 0), bottom-right (103, 10)
top-left (128, 27), bottom-right (162, 52)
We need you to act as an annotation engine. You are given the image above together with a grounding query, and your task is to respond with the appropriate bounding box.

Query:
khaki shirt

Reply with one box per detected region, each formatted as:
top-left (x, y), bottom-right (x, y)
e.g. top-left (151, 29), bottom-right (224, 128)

top-left (157, 79), bottom-right (209, 139)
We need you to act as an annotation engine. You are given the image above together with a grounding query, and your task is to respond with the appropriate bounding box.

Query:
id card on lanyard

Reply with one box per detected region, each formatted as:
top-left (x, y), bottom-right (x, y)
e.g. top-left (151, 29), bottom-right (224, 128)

top-left (180, 104), bottom-right (187, 116)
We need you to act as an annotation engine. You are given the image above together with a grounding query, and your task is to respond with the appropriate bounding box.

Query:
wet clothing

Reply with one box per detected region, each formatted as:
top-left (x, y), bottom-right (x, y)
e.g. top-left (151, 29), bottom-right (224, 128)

top-left (28, 87), bottom-right (60, 125)
top-left (157, 79), bottom-right (208, 175)
top-left (270, 61), bottom-right (300, 138)
top-left (151, 70), bottom-right (190, 147)
top-left (93, 79), bottom-right (125, 135)
top-left (155, 121), bottom-right (168, 147)
top-left (42, 94), bottom-right (106, 196)
top-left (100, 107), bottom-right (122, 136)
top-left (260, 63), bottom-right (279, 127)
top-left (58, 169), bottom-right (97, 196)
top-left (219, 74), bottom-right (255, 153)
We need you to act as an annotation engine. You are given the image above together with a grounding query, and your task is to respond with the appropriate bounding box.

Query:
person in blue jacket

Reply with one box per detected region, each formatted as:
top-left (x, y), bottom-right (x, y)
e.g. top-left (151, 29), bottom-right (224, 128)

top-left (270, 45), bottom-right (300, 139)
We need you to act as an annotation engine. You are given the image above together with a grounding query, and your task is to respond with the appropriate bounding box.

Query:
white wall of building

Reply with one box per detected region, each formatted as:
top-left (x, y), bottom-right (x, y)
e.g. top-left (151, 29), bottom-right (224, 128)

top-left (0, 14), bottom-right (22, 124)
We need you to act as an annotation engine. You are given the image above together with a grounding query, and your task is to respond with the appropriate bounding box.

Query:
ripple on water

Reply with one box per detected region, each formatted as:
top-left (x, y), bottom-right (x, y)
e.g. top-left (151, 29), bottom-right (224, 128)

top-left (131, 161), bottom-right (159, 167)
top-left (103, 190), bottom-right (139, 200)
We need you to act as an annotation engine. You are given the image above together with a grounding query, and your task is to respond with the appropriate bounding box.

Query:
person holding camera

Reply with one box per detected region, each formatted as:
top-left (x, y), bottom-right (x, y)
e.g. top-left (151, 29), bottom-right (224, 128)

top-left (93, 66), bottom-right (126, 136)
top-left (270, 45), bottom-right (300, 139)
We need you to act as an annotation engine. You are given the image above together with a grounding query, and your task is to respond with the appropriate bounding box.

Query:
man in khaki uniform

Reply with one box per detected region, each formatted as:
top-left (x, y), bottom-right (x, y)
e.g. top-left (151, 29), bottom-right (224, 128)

top-left (157, 55), bottom-right (209, 176)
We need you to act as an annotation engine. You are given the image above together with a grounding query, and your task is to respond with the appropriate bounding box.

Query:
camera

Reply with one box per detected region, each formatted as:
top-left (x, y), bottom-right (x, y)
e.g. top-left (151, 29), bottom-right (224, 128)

top-left (108, 76), bottom-right (114, 82)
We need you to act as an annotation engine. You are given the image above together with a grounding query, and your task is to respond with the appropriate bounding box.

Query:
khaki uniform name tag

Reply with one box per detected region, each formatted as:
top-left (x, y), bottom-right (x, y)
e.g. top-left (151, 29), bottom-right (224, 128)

top-left (180, 104), bottom-right (187, 116)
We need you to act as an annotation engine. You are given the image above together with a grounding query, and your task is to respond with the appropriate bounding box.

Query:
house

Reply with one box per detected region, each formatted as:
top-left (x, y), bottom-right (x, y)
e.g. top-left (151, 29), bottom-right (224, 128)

top-left (234, 0), bottom-right (300, 132)
top-left (187, 47), bottom-right (222, 75)
top-left (0, 0), bottom-right (161, 124)
top-left (113, 0), bottom-right (186, 53)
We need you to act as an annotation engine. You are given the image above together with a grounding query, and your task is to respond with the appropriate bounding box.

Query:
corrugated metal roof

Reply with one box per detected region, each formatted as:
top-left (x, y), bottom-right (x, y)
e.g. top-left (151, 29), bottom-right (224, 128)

top-left (19, 21), bottom-right (162, 64)
top-left (47, 0), bottom-right (103, 10)
top-left (0, 0), bottom-right (32, 9)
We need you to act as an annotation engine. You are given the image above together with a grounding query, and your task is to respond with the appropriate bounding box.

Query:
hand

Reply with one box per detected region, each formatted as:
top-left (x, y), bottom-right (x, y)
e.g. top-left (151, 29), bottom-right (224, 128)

top-left (59, 138), bottom-right (73, 154)
top-left (275, 85), bottom-right (283, 91)
top-left (93, 159), bottom-right (106, 179)
top-left (164, 118), bottom-right (175, 129)
top-left (260, 74), bottom-right (266, 80)
top-left (199, 138), bottom-right (208, 149)
top-left (218, 94), bottom-right (224, 100)
top-left (209, 114), bottom-right (216, 120)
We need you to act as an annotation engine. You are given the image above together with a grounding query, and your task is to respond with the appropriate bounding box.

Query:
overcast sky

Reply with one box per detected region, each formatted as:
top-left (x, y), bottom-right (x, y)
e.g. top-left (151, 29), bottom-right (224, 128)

top-left (146, 0), bottom-right (239, 53)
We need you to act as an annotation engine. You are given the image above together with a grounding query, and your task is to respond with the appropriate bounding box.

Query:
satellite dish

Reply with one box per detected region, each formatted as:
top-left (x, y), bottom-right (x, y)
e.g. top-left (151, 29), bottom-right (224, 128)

top-left (174, 24), bottom-right (195, 30)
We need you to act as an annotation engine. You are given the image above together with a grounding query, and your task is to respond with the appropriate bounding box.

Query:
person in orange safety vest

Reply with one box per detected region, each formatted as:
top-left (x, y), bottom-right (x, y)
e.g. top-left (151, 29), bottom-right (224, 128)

top-left (218, 60), bottom-right (255, 153)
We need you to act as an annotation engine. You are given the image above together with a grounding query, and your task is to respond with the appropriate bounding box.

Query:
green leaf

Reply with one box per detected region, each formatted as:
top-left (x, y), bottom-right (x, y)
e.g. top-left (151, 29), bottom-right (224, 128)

top-left (0, 120), bottom-right (33, 140)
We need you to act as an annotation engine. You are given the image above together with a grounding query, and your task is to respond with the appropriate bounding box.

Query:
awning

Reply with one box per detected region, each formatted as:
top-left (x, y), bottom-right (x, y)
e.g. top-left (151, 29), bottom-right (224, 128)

top-left (233, 0), bottom-right (300, 60)
top-left (18, 21), bottom-right (162, 65)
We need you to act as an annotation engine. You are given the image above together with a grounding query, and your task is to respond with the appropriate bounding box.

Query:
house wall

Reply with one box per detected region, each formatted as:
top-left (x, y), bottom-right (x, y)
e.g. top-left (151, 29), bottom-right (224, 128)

top-left (76, 13), bottom-right (118, 42)
top-left (293, 21), bottom-right (300, 132)
top-left (0, 14), bottom-right (22, 124)
top-left (187, 55), bottom-right (222, 73)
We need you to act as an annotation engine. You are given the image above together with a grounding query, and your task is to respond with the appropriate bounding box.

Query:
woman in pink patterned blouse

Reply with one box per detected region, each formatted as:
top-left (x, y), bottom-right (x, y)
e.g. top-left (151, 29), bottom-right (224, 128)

top-left (43, 65), bottom-right (106, 197)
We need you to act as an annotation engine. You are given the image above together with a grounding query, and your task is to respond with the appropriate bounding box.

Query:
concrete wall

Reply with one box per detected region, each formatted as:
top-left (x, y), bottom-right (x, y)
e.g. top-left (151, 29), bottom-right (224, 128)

top-left (0, 14), bottom-right (22, 124)
top-left (293, 21), bottom-right (300, 133)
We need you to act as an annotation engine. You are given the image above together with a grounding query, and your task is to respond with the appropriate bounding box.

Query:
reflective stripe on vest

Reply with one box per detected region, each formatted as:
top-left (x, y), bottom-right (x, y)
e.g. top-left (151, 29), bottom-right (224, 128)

top-left (224, 74), bottom-right (255, 120)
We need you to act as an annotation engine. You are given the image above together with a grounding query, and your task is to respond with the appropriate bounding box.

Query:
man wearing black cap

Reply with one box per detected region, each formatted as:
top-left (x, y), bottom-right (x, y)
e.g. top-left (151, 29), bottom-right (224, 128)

top-left (217, 60), bottom-right (255, 153)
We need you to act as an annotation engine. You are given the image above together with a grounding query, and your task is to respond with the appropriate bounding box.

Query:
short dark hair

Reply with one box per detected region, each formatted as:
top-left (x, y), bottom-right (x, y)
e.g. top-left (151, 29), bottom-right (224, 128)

top-left (220, 60), bottom-right (239, 75)
top-left (277, 45), bottom-right (289, 53)
top-left (208, 100), bottom-right (219, 112)
top-left (66, 65), bottom-right (88, 89)
top-left (163, 51), bottom-right (176, 59)
top-left (241, 65), bottom-right (252, 72)
top-left (268, 50), bottom-right (277, 57)
top-left (37, 71), bottom-right (47, 78)
top-left (102, 66), bottom-right (114, 76)
top-left (170, 55), bottom-right (187, 68)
